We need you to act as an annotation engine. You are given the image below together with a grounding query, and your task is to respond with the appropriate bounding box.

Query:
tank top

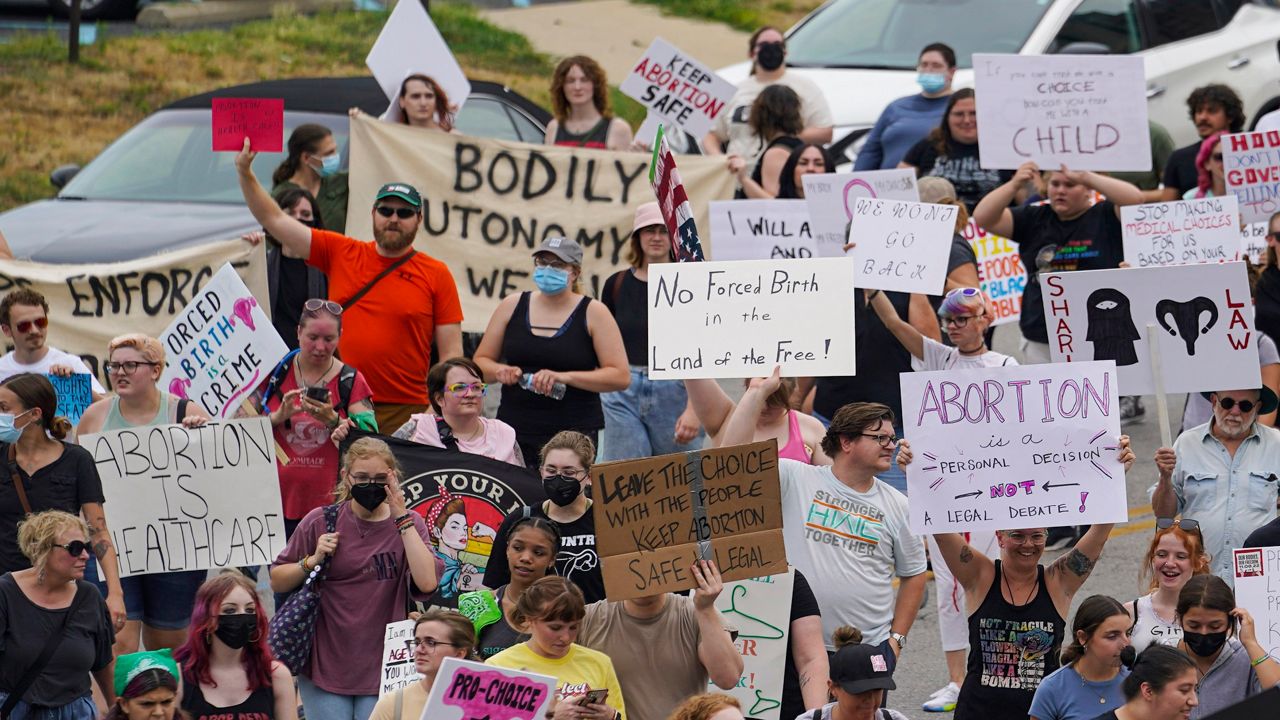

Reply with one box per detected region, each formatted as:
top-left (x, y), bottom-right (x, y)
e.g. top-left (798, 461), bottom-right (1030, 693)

top-left (750, 136), bottom-right (804, 188)
top-left (102, 393), bottom-right (179, 430)
top-left (1130, 593), bottom-right (1182, 653)
top-left (498, 293), bottom-right (604, 437)
top-left (476, 586), bottom-right (528, 660)
top-left (956, 561), bottom-right (1064, 720)
top-left (181, 678), bottom-right (274, 720)
top-left (777, 411), bottom-right (812, 463)
top-left (554, 117), bottom-right (610, 149)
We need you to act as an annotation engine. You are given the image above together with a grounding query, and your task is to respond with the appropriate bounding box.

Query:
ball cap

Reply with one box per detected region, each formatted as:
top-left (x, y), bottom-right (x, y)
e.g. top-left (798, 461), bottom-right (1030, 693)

top-left (830, 643), bottom-right (897, 695)
top-left (374, 182), bottom-right (422, 208)
top-left (533, 236), bottom-right (584, 265)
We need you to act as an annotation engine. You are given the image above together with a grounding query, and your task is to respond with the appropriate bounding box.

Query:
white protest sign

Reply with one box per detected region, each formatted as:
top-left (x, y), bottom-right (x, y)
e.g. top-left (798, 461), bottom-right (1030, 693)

top-left (966, 219), bottom-right (1024, 327)
top-left (1120, 196), bottom-right (1242, 267)
top-left (1232, 547), bottom-right (1280, 659)
top-left (848, 197), bottom-right (957, 294)
top-left (1244, 222), bottom-right (1269, 265)
top-left (1041, 262), bottom-right (1260, 395)
top-left (973, 53), bottom-right (1150, 171)
top-left (421, 656), bottom-right (556, 720)
top-left (380, 620), bottom-right (419, 696)
top-left (158, 263), bottom-right (288, 419)
top-left (84, 417), bottom-right (286, 577)
top-left (803, 169), bottom-right (919, 256)
top-left (709, 199), bottom-right (815, 261)
top-left (366, 0), bottom-right (471, 120)
top-left (648, 258), bottom-right (856, 379)
top-left (902, 361), bottom-right (1126, 534)
top-left (1223, 130), bottom-right (1280, 225)
top-left (712, 570), bottom-right (793, 720)
top-left (620, 37), bottom-right (736, 140)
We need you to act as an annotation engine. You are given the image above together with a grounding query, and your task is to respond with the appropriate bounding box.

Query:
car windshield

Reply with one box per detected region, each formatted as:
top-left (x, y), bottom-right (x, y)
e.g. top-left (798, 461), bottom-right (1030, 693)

top-left (786, 0), bottom-right (1052, 69)
top-left (60, 110), bottom-right (350, 203)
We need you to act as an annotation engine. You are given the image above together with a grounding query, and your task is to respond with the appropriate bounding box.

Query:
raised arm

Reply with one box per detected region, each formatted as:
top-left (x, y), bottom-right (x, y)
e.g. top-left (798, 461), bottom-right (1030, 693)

top-left (931, 532), bottom-right (996, 600)
top-left (1150, 445), bottom-right (1179, 519)
top-left (718, 367), bottom-right (780, 448)
top-left (683, 378), bottom-right (737, 442)
top-left (973, 161), bottom-right (1039, 238)
top-left (1063, 167), bottom-right (1144, 209)
top-left (1046, 436), bottom-right (1134, 607)
top-left (691, 561), bottom-right (744, 690)
top-left (235, 139), bottom-right (312, 259)
top-left (868, 289), bottom-right (925, 360)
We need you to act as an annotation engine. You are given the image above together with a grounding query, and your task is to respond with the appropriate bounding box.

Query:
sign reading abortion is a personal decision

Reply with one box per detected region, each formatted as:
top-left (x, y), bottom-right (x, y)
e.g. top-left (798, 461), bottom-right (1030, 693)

top-left (902, 361), bottom-right (1126, 534)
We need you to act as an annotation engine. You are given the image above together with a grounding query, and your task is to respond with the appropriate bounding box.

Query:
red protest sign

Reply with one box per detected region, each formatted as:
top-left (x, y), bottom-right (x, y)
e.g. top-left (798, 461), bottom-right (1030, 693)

top-left (211, 98), bottom-right (284, 152)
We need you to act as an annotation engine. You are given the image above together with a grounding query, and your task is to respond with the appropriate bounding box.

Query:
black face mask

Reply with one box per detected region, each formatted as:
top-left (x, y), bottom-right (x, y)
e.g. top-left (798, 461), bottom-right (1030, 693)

top-left (215, 612), bottom-right (257, 649)
top-left (543, 474), bottom-right (582, 507)
top-left (756, 42), bottom-right (785, 71)
top-left (1183, 630), bottom-right (1228, 657)
top-left (350, 482), bottom-right (388, 512)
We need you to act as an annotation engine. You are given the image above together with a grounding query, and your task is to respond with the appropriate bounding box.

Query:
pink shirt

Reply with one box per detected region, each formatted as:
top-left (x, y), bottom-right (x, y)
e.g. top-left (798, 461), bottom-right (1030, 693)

top-left (406, 414), bottom-right (524, 466)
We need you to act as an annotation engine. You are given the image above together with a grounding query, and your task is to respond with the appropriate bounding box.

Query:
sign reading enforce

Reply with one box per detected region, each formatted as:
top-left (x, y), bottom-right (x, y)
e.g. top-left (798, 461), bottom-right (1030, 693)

top-left (802, 169), bottom-right (919, 256)
top-left (847, 197), bottom-right (957, 294)
top-left (620, 38), bottom-right (736, 140)
top-left (421, 657), bottom-right (556, 720)
top-left (1120, 197), bottom-right (1242, 267)
top-left (902, 361), bottom-right (1127, 534)
top-left (708, 199), bottom-right (814, 260)
top-left (591, 440), bottom-right (786, 601)
top-left (211, 98), bottom-right (283, 152)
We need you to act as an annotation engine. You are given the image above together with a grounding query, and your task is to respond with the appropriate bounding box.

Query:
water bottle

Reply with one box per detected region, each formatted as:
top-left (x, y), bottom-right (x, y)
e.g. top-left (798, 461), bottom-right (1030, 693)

top-left (521, 373), bottom-right (566, 400)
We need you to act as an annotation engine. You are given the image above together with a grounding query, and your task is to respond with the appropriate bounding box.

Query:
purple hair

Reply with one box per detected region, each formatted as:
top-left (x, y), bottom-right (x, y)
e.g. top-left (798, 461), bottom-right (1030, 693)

top-left (938, 287), bottom-right (987, 319)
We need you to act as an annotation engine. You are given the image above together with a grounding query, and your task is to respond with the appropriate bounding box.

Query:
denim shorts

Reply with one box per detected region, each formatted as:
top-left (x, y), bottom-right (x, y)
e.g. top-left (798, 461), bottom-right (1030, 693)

top-left (0, 692), bottom-right (97, 720)
top-left (93, 569), bottom-right (207, 629)
top-left (599, 367), bottom-right (704, 461)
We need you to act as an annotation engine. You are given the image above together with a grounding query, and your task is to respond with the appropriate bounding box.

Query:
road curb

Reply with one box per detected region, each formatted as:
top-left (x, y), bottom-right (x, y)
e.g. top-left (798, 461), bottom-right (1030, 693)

top-left (137, 0), bottom-right (350, 29)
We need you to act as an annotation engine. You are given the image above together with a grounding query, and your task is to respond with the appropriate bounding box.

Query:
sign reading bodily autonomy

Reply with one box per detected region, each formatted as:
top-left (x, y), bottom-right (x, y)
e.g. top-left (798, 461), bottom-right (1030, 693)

top-left (1120, 196), bottom-right (1242, 267)
top-left (712, 570), bottom-right (793, 720)
top-left (973, 53), bottom-right (1150, 171)
top-left (965, 220), bottom-right (1025, 326)
top-left (847, 198), bottom-right (957, 294)
top-left (1232, 547), bottom-right (1280, 659)
top-left (709, 199), bottom-right (814, 260)
top-left (1223, 130), bottom-right (1280, 225)
top-left (802, 169), bottom-right (919, 256)
top-left (621, 37), bottom-right (736, 140)
top-left (902, 361), bottom-right (1126, 533)
top-left (647, 257), bottom-right (856, 379)
top-left (421, 657), bottom-right (556, 720)
top-left (591, 440), bottom-right (786, 601)
top-left (84, 417), bottom-right (286, 577)
top-left (366, 0), bottom-right (470, 120)
top-left (158, 263), bottom-right (288, 419)
top-left (1041, 262), bottom-right (1259, 395)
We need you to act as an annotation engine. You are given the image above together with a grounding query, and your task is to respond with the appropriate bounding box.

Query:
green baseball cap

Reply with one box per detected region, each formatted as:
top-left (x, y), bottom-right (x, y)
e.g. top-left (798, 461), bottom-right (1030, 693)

top-left (374, 182), bottom-right (422, 208)
top-left (114, 649), bottom-right (179, 695)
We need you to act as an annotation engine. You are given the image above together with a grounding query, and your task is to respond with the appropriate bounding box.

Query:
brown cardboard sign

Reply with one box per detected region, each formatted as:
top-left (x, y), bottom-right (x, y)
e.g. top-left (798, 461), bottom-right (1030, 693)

top-left (591, 440), bottom-right (786, 600)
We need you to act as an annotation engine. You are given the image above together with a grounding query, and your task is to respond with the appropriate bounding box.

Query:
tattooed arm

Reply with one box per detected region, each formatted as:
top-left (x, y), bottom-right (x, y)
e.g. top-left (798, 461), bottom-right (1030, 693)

top-left (932, 533), bottom-right (996, 612)
top-left (791, 615), bottom-right (829, 711)
top-left (82, 502), bottom-right (126, 627)
top-left (1046, 523), bottom-right (1113, 613)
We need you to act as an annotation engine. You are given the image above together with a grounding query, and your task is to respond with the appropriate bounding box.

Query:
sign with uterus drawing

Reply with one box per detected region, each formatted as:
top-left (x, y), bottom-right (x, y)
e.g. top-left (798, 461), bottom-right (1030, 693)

top-left (1041, 262), bottom-right (1260, 395)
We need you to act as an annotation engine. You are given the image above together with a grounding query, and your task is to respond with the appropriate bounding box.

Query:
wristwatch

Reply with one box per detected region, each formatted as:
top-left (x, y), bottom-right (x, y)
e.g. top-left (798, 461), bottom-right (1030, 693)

top-left (889, 632), bottom-right (907, 650)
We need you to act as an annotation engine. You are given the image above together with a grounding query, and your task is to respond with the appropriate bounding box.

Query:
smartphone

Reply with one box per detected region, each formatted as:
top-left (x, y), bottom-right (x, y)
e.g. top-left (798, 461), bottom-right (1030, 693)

top-left (305, 386), bottom-right (331, 403)
top-left (582, 689), bottom-right (609, 706)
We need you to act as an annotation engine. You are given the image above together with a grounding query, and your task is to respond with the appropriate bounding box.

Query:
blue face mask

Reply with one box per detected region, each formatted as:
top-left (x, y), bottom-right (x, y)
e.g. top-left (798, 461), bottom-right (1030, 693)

top-left (313, 153), bottom-right (341, 178)
top-left (533, 266), bottom-right (570, 294)
top-left (0, 409), bottom-right (34, 444)
top-left (918, 72), bottom-right (948, 94)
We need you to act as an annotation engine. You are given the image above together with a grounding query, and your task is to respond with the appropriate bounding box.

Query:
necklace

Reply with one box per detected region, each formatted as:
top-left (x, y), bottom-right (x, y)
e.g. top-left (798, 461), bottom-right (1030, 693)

top-left (452, 421), bottom-right (485, 443)
top-left (297, 355), bottom-right (335, 390)
top-left (1002, 566), bottom-right (1037, 606)
top-left (1075, 663), bottom-right (1117, 704)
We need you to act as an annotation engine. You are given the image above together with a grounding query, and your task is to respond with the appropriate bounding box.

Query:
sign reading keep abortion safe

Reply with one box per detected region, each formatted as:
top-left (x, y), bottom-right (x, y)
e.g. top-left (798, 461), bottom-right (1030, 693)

top-left (902, 361), bottom-right (1127, 534)
top-left (620, 37), bottom-right (737, 140)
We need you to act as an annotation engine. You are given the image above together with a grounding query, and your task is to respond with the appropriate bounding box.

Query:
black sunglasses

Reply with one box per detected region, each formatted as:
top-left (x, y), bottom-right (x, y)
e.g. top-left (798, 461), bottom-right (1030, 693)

top-left (1216, 397), bottom-right (1257, 413)
top-left (57, 540), bottom-right (90, 556)
top-left (374, 206), bottom-right (417, 219)
top-left (1155, 517), bottom-right (1200, 533)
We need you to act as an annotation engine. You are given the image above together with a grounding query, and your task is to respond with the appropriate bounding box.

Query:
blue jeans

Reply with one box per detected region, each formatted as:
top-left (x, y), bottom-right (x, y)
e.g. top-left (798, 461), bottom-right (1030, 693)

top-left (599, 368), bottom-right (704, 461)
top-left (298, 676), bottom-right (378, 720)
top-left (0, 693), bottom-right (96, 720)
top-left (812, 413), bottom-right (907, 495)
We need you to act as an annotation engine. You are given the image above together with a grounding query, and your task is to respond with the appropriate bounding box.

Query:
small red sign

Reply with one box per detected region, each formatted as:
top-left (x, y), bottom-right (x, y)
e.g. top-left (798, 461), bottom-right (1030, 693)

top-left (211, 98), bottom-right (284, 152)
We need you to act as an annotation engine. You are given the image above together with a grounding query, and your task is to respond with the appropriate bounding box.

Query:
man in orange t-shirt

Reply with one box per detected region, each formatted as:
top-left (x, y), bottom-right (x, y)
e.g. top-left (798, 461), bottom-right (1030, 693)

top-left (236, 141), bottom-right (463, 430)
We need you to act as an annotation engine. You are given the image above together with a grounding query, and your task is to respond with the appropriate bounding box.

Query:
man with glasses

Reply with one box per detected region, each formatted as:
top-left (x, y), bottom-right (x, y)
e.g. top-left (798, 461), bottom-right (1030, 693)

top-left (1151, 386), bottom-right (1280, 583)
top-left (236, 141), bottom-right (464, 430)
top-left (0, 288), bottom-right (106, 399)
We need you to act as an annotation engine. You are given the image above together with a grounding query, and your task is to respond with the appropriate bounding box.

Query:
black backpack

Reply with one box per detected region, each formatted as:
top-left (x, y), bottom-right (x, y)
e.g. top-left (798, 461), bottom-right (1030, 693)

top-left (259, 348), bottom-right (358, 415)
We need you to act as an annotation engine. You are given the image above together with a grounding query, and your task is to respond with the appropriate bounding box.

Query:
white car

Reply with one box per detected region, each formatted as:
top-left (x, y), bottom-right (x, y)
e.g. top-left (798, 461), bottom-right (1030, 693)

top-left (719, 0), bottom-right (1280, 164)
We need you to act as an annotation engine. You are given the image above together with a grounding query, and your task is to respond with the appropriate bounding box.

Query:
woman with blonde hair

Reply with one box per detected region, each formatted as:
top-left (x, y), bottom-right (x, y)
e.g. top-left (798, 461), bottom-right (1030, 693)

top-left (270, 437), bottom-right (440, 720)
top-left (369, 610), bottom-right (477, 720)
top-left (545, 55), bottom-right (633, 150)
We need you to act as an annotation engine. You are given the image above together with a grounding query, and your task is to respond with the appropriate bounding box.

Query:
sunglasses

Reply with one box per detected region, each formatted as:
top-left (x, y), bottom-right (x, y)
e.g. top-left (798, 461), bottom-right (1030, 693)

top-left (374, 206), bottom-right (418, 219)
top-left (302, 299), bottom-right (343, 316)
top-left (1156, 517), bottom-right (1201, 533)
top-left (57, 540), bottom-right (90, 556)
top-left (1216, 397), bottom-right (1257, 413)
top-left (1210, 153), bottom-right (1224, 162)
top-left (10, 317), bottom-right (48, 334)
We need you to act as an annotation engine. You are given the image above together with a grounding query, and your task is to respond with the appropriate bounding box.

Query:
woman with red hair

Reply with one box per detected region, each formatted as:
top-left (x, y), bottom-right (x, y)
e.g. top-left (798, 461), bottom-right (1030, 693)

top-left (1124, 520), bottom-right (1210, 653)
top-left (544, 55), bottom-right (632, 150)
top-left (174, 573), bottom-right (296, 720)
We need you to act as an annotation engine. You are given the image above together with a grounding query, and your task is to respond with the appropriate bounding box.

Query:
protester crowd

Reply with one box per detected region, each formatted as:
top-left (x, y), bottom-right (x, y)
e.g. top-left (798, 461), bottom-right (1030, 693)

top-left (0, 29), bottom-right (1278, 720)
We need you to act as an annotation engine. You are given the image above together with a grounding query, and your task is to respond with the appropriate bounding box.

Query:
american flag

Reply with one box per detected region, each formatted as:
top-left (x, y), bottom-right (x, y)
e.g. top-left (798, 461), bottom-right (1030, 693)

top-left (648, 125), bottom-right (706, 262)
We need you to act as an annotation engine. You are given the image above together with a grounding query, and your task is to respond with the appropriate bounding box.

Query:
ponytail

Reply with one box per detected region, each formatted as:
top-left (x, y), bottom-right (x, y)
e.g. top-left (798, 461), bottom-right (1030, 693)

top-left (272, 124), bottom-right (333, 187)
top-left (832, 625), bottom-right (863, 649)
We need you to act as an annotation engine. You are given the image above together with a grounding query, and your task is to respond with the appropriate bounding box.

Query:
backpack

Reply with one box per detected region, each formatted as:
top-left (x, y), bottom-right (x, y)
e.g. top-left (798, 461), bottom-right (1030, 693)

top-left (259, 348), bottom-right (358, 415)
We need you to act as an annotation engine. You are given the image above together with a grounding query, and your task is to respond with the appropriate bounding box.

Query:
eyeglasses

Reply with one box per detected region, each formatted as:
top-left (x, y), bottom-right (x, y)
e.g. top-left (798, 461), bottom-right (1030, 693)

top-left (533, 257), bottom-right (570, 270)
top-left (349, 473), bottom-right (390, 484)
top-left (57, 540), bottom-right (90, 556)
top-left (446, 382), bottom-right (487, 397)
top-left (302, 299), bottom-right (343, 316)
top-left (859, 433), bottom-right (898, 448)
top-left (405, 637), bottom-right (458, 653)
top-left (104, 361), bottom-right (158, 375)
top-left (1005, 531), bottom-right (1048, 545)
top-left (374, 206), bottom-right (418, 219)
top-left (942, 315), bottom-right (974, 328)
top-left (1156, 517), bottom-right (1201, 533)
top-left (542, 466), bottom-right (585, 480)
top-left (1215, 397), bottom-right (1257, 414)
top-left (10, 317), bottom-right (48, 333)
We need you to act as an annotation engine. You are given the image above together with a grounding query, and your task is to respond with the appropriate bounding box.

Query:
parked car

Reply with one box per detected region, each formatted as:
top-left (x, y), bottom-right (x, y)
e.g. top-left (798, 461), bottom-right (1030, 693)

top-left (719, 0), bottom-right (1280, 165)
top-left (0, 76), bottom-right (550, 262)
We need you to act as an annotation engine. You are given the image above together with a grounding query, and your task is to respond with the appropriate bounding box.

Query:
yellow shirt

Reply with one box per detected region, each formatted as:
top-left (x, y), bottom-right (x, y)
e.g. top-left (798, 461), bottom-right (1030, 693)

top-left (486, 642), bottom-right (627, 719)
top-left (368, 681), bottom-right (428, 720)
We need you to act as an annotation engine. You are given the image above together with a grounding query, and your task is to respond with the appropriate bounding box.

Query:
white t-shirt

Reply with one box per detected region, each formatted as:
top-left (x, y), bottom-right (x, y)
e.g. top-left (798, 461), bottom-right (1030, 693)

top-left (778, 460), bottom-right (926, 648)
top-left (911, 336), bottom-right (1018, 372)
top-left (712, 72), bottom-right (834, 164)
top-left (1255, 108), bottom-right (1280, 135)
top-left (0, 347), bottom-right (105, 394)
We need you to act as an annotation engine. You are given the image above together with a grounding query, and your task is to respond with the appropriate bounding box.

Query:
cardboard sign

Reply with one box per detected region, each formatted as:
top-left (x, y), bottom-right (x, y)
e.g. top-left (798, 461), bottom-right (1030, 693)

top-left (1042, 263), bottom-right (1260, 395)
top-left (802, 169), bottom-right (919, 256)
top-left (1243, 222), bottom-right (1269, 265)
top-left (1121, 197), bottom-right (1242, 267)
top-left (591, 440), bottom-right (787, 601)
top-left (1223, 130), bottom-right (1280, 225)
top-left (708, 199), bottom-right (815, 261)
top-left (211, 98), bottom-right (283, 152)
top-left (712, 570), bottom-right (793, 720)
top-left (848, 197), bottom-right (957, 294)
top-left (647, 257), bottom-right (856, 380)
top-left (48, 373), bottom-right (93, 426)
top-left (1232, 547), bottom-right (1279, 658)
top-left (84, 418), bottom-right (286, 577)
top-left (973, 54), bottom-right (1150, 171)
top-left (380, 620), bottom-right (420, 696)
top-left (366, 0), bottom-right (471, 118)
top-left (157, 263), bottom-right (288, 419)
top-left (422, 657), bottom-right (556, 720)
top-left (965, 219), bottom-right (1024, 326)
top-left (902, 361), bottom-right (1126, 533)
top-left (620, 37), bottom-right (736, 140)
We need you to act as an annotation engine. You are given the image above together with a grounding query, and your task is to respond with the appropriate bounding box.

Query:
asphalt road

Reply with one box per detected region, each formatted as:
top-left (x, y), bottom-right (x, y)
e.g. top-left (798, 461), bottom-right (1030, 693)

top-left (0, 0), bottom-right (139, 41)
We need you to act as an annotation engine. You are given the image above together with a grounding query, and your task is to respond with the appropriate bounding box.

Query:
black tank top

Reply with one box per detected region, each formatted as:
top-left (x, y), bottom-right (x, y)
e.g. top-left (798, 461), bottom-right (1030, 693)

top-left (955, 560), bottom-right (1064, 720)
top-left (181, 677), bottom-right (274, 720)
top-left (497, 292), bottom-right (604, 437)
top-left (554, 117), bottom-right (610, 149)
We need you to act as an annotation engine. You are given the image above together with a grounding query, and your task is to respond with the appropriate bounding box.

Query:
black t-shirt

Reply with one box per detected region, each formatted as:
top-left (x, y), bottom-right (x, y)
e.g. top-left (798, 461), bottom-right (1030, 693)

top-left (777, 570), bottom-right (822, 720)
top-left (1162, 142), bottom-right (1201, 196)
top-left (1244, 517), bottom-right (1280, 548)
top-left (0, 576), bottom-right (113, 707)
top-left (1009, 201), bottom-right (1124, 343)
top-left (815, 291), bottom-right (913, 422)
top-left (482, 502), bottom-right (605, 604)
top-left (274, 255), bottom-right (311, 350)
top-left (603, 269), bottom-right (647, 366)
top-left (902, 139), bottom-right (1013, 211)
top-left (0, 443), bottom-right (105, 574)
top-left (1255, 265), bottom-right (1280, 346)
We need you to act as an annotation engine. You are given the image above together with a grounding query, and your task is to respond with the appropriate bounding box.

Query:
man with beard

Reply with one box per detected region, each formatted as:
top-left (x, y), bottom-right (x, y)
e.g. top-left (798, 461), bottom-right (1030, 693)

top-left (236, 140), bottom-right (463, 429)
top-left (0, 288), bottom-right (107, 399)
top-left (1150, 387), bottom-right (1280, 584)
top-left (1152, 84), bottom-right (1246, 202)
